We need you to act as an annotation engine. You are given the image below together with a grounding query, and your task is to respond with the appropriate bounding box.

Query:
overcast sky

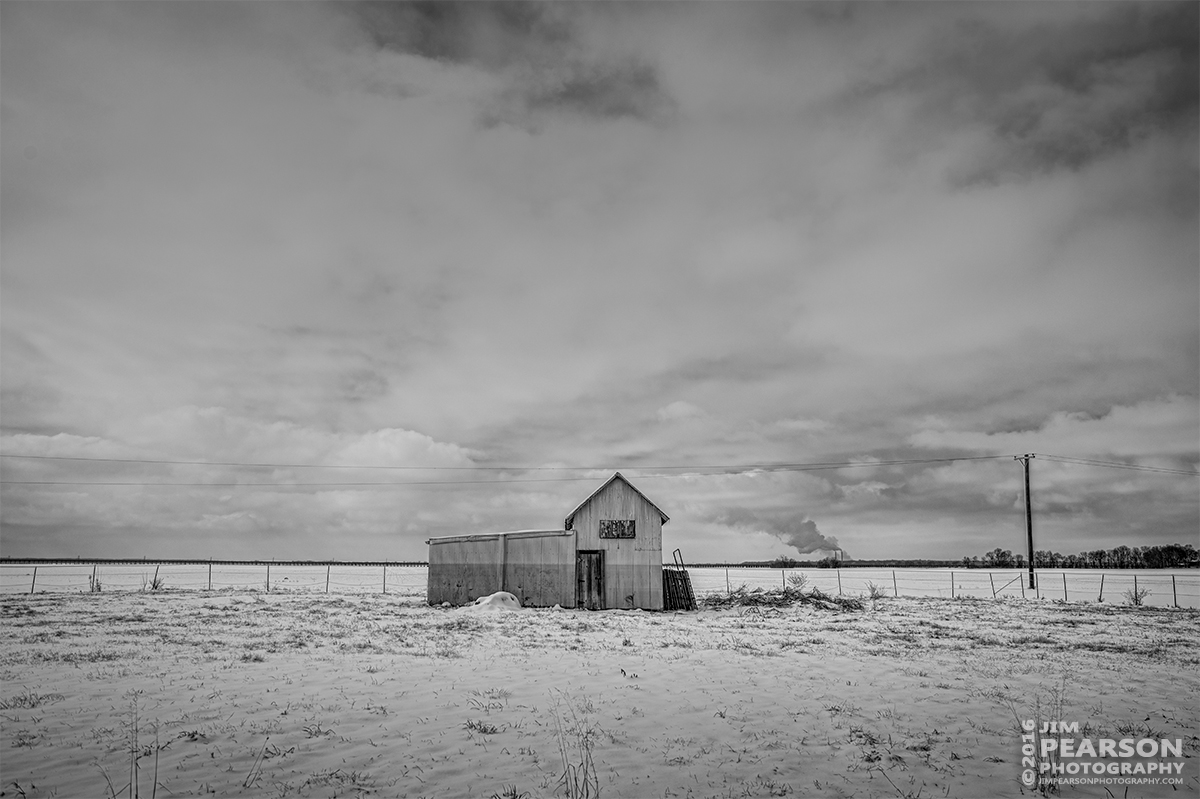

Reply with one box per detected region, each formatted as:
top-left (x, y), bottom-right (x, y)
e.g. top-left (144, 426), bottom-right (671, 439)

top-left (2, 1), bottom-right (1197, 563)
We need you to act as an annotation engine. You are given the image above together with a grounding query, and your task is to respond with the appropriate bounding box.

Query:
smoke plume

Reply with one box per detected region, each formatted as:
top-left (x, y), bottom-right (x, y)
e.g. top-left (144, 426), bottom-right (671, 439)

top-left (713, 508), bottom-right (848, 558)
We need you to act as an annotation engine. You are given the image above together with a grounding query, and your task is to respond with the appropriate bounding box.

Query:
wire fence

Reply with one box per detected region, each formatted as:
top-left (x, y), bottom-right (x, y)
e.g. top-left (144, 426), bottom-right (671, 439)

top-left (696, 567), bottom-right (1199, 609)
top-left (0, 562), bottom-right (427, 596)
top-left (0, 562), bottom-right (1196, 608)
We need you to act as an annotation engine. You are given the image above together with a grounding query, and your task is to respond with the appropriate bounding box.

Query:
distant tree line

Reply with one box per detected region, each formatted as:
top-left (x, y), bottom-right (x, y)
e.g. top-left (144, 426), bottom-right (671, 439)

top-left (717, 544), bottom-right (1199, 570)
top-left (962, 543), bottom-right (1198, 569)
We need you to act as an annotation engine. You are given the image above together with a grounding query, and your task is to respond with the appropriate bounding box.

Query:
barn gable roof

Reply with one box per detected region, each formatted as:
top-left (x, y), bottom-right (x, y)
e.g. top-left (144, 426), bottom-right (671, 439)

top-left (564, 472), bottom-right (669, 529)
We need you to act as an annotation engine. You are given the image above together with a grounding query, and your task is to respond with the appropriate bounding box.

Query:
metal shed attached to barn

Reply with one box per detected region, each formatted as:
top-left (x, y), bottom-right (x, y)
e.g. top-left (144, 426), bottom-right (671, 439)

top-left (426, 529), bottom-right (576, 608)
top-left (426, 472), bottom-right (672, 610)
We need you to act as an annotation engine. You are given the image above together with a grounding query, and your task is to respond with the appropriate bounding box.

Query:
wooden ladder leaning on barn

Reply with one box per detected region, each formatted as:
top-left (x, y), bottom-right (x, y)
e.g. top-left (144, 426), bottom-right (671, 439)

top-left (662, 548), bottom-right (697, 611)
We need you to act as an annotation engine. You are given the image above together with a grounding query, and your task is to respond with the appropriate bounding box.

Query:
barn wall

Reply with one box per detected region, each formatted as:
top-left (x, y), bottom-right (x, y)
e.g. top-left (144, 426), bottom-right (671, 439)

top-left (428, 531), bottom-right (574, 607)
top-left (646, 562), bottom-right (663, 609)
top-left (504, 532), bottom-right (575, 608)
top-left (427, 535), bottom-right (502, 606)
top-left (570, 479), bottom-right (664, 610)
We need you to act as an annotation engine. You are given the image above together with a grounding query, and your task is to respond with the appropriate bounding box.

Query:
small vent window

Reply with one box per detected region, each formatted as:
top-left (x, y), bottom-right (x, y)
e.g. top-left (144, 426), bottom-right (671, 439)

top-left (599, 519), bottom-right (635, 539)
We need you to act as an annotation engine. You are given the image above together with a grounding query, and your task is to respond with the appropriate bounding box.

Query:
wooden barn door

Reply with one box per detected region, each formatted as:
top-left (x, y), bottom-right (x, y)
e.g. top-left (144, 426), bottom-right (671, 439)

top-left (576, 550), bottom-right (604, 610)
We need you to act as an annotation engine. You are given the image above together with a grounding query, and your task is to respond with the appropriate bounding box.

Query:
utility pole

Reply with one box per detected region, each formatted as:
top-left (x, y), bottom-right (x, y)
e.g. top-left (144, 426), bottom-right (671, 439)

top-left (1015, 454), bottom-right (1036, 589)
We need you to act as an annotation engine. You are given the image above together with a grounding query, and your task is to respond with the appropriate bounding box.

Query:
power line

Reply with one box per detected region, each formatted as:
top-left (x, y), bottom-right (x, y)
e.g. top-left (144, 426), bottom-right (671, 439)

top-left (0, 477), bottom-right (601, 487)
top-left (0, 454), bottom-right (576, 470)
top-left (0, 454), bottom-right (1017, 486)
top-left (0, 452), bottom-right (1011, 473)
top-left (1038, 453), bottom-right (1199, 476)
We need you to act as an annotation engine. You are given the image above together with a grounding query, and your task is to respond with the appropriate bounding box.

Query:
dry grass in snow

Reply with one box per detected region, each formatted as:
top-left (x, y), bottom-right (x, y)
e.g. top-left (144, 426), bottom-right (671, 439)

top-left (1, 590), bottom-right (1197, 798)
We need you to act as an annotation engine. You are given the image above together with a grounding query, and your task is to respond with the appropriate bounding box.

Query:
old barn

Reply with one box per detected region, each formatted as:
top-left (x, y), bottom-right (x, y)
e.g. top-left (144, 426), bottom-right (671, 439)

top-left (427, 472), bottom-right (691, 610)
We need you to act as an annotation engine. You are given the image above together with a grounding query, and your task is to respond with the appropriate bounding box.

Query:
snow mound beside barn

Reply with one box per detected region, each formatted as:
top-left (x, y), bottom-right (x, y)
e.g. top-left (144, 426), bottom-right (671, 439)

top-left (465, 591), bottom-right (523, 612)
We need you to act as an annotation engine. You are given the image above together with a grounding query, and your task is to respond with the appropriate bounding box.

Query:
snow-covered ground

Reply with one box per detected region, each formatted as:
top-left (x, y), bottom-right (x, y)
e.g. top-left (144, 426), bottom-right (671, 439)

top-left (1, 590), bottom-right (1196, 798)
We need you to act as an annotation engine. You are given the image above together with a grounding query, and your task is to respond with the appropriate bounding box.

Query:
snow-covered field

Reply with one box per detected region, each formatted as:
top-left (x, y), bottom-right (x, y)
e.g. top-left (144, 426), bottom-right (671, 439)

top-left (693, 567), bottom-right (1200, 609)
top-left (2, 564), bottom-right (1197, 608)
top-left (1, 589), bottom-right (1197, 798)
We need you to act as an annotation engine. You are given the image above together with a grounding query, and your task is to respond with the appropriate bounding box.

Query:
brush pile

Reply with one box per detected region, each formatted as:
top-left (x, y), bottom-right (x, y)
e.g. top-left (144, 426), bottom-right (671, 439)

top-left (701, 585), bottom-right (866, 612)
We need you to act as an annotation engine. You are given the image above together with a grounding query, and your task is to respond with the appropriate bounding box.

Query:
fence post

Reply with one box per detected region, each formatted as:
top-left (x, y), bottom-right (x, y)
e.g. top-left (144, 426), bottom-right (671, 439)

top-left (29, 567), bottom-right (37, 595)
top-left (951, 570), bottom-right (955, 598)
top-left (498, 536), bottom-right (508, 594)
top-left (266, 563), bottom-right (270, 593)
top-left (1173, 575), bottom-right (1177, 608)
top-left (836, 569), bottom-right (842, 596)
top-left (1133, 574), bottom-right (1138, 601)
top-left (1098, 574), bottom-right (1104, 603)
top-left (1020, 576), bottom-right (1025, 599)
top-left (1063, 572), bottom-right (1068, 602)
top-left (153, 565), bottom-right (160, 589)
top-left (725, 566), bottom-right (730, 595)
top-left (892, 570), bottom-right (898, 597)
top-left (326, 564), bottom-right (330, 594)
top-left (383, 566), bottom-right (387, 595)
top-left (989, 572), bottom-right (995, 598)
top-left (208, 561), bottom-right (212, 591)
top-left (782, 569), bottom-right (786, 589)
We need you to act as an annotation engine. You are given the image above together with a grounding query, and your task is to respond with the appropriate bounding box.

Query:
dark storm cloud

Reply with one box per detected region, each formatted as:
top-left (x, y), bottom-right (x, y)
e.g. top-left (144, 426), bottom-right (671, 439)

top-left (345, 1), bottom-right (674, 124)
top-left (346, 1), bottom-right (569, 68)
top-left (851, 2), bottom-right (1198, 182)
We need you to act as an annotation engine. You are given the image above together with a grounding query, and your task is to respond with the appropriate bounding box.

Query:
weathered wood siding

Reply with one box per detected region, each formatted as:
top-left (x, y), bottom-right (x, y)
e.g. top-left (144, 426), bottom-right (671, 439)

top-left (646, 562), bottom-right (663, 610)
top-left (569, 478), bottom-right (664, 610)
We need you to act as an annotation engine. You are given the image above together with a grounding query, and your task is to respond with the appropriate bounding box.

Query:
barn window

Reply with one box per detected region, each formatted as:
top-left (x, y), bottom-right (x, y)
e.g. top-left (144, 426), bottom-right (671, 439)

top-left (599, 519), bottom-right (635, 539)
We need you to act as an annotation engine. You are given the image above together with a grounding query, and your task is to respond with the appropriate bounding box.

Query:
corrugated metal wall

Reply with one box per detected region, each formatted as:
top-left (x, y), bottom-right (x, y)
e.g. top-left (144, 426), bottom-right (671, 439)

top-left (427, 531), bottom-right (574, 607)
top-left (505, 532), bottom-right (575, 607)
top-left (427, 535), bottom-right (501, 606)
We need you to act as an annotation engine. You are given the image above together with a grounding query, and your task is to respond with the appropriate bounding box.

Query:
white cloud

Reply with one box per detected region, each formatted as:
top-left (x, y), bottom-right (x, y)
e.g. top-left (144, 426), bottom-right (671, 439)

top-left (655, 401), bottom-right (706, 422)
